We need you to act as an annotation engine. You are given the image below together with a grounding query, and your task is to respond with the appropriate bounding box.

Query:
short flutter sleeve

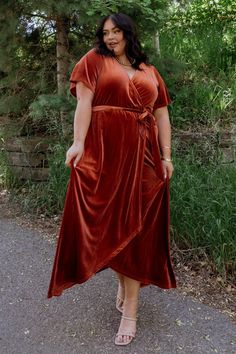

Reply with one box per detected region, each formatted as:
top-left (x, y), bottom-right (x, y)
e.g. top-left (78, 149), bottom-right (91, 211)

top-left (69, 49), bottom-right (102, 97)
top-left (152, 67), bottom-right (172, 110)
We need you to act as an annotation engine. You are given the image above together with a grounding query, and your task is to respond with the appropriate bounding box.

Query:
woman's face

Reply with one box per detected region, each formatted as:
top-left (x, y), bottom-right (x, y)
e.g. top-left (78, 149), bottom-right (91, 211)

top-left (103, 18), bottom-right (126, 56)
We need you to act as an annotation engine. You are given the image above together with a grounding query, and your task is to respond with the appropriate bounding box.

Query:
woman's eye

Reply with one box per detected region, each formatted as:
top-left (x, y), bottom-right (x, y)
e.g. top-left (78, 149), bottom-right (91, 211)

top-left (103, 29), bottom-right (120, 36)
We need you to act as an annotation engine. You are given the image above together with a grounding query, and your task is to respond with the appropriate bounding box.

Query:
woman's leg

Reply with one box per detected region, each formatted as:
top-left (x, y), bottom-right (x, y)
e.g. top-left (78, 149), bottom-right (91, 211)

top-left (115, 275), bottom-right (140, 345)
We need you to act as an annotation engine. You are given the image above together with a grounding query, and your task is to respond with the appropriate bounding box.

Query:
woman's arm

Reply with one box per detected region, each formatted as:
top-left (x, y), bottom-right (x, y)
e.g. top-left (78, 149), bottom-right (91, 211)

top-left (65, 82), bottom-right (94, 168)
top-left (154, 106), bottom-right (174, 179)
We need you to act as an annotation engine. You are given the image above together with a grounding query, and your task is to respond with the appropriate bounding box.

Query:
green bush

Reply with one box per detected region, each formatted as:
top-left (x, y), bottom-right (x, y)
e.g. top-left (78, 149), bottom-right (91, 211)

top-left (159, 22), bottom-right (236, 129)
top-left (166, 70), bottom-right (236, 129)
top-left (171, 149), bottom-right (236, 277)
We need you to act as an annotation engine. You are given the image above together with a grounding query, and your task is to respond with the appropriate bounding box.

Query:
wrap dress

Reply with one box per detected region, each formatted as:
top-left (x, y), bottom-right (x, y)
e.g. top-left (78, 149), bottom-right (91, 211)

top-left (47, 48), bottom-right (176, 298)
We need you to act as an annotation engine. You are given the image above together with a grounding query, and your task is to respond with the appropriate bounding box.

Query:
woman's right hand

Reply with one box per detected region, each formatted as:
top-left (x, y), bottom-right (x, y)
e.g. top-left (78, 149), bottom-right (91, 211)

top-left (65, 141), bottom-right (85, 168)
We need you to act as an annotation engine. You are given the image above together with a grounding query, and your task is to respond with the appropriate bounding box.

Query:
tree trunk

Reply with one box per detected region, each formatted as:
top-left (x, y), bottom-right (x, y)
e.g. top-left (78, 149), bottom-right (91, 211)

top-left (153, 31), bottom-right (161, 57)
top-left (56, 15), bottom-right (70, 136)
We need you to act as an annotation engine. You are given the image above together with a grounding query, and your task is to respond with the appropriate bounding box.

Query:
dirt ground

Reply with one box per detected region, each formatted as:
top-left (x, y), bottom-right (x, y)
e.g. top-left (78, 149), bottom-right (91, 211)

top-left (1, 189), bottom-right (235, 323)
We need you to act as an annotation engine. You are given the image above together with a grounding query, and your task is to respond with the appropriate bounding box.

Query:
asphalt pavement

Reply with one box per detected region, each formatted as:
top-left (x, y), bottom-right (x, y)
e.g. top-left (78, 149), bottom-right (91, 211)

top-left (0, 216), bottom-right (235, 354)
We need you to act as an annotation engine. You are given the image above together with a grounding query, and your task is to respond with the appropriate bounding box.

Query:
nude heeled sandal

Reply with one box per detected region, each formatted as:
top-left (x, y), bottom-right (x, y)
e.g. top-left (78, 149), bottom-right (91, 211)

top-left (116, 283), bottom-right (124, 313)
top-left (116, 295), bottom-right (124, 313)
top-left (115, 316), bottom-right (137, 346)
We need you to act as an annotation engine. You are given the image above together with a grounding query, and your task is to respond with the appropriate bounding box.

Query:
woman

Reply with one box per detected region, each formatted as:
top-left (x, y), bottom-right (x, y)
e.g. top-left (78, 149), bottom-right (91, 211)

top-left (47, 13), bottom-right (176, 346)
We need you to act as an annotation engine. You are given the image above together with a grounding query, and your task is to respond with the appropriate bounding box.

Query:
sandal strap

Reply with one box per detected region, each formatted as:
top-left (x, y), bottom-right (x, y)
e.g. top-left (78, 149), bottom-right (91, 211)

top-left (122, 315), bottom-right (137, 321)
top-left (116, 295), bottom-right (124, 301)
top-left (123, 298), bottom-right (138, 303)
top-left (116, 331), bottom-right (136, 337)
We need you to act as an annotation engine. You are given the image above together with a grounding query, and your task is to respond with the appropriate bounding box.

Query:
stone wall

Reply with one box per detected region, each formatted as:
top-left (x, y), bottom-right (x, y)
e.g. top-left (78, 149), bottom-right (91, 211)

top-left (4, 136), bottom-right (54, 181)
top-left (2, 128), bottom-right (235, 183)
top-left (173, 128), bottom-right (235, 164)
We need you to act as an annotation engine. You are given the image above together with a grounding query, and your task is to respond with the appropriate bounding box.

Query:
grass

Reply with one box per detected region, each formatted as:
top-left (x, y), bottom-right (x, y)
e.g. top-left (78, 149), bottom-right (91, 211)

top-left (158, 26), bottom-right (236, 130)
top-left (170, 149), bottom-right (236, 278)
top-left (167, 70), bottom-right (236, 129)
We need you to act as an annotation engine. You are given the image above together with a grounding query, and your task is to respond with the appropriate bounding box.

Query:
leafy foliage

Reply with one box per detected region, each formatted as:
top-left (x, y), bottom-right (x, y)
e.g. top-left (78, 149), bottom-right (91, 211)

top-left (0, 0), bottom-right (168, 137)
top-left (165, 0), bottom-right (236, 71)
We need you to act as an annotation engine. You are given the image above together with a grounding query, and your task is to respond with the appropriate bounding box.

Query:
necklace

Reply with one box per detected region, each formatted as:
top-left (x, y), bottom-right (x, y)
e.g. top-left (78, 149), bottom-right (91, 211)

top-left (115, 56), bottom-right (136, 66)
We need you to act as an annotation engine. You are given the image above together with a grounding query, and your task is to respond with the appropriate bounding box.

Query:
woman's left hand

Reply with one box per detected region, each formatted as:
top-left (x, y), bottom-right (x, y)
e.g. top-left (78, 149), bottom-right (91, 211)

top-left (161, 160), bottom-right (174, 180)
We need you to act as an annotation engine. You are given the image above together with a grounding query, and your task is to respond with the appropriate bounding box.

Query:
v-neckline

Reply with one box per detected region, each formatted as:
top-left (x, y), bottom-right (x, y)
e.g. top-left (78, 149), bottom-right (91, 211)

top-left (113, 57), bottom-right (137, 82)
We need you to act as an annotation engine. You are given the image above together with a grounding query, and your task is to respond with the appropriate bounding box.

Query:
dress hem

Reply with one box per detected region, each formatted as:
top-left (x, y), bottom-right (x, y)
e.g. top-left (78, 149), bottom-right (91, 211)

top-left (47, 262), bottom-right (177, 299)
top-left (109, 264), bottom-right (177, 289)
top-left (47, 222), bottom-right (143, 299)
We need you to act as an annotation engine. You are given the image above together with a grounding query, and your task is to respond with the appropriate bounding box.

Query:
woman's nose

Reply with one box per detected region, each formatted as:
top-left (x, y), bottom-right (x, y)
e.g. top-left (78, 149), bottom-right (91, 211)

top-left (107, 32), bottom-right (114, 39)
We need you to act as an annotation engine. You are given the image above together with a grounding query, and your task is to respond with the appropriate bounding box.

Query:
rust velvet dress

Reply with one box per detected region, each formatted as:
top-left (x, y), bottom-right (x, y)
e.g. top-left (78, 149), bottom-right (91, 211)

top-left (47, 48), bottom-right (176, 298)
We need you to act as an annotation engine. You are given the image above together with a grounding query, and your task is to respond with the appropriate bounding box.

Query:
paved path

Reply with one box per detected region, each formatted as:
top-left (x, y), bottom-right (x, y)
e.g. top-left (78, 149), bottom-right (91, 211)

top-left (0, 216), bottom-right (235, 354)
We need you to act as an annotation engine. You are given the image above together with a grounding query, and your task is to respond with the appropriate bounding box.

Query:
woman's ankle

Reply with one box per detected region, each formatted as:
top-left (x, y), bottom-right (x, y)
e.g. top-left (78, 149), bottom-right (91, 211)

top-left (123, 298), bottom-right (138, 317)
top-left (124, 297), bottom-right (138, 301)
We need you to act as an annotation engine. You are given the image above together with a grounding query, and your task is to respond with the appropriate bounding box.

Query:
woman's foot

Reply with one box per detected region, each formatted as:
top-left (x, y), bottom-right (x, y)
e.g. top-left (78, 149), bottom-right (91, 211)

top-left (115, 298), bottom-right (138, 345)
top-left (116, 282), bottom-right (125, 313)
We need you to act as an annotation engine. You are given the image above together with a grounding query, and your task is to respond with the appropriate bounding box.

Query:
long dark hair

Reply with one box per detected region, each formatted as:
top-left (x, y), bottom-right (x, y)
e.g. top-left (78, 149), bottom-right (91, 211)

top-left (94, 13), bottom-right (148, 70)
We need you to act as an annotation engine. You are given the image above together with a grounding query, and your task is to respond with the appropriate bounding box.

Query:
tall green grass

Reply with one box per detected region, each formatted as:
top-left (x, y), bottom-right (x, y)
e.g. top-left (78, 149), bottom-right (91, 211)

top-left (171, 150), bottom-right (236, 277)
top-left (169, 71), bottom-right (236, 129)
top-left (0, 148), bottom-right (19, 189)
top-left (159, 25), bottom-right (236, 129)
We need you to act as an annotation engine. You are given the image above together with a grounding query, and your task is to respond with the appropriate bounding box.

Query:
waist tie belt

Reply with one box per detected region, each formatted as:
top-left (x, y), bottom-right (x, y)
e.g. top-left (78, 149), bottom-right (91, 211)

top-left (92, 105), bottom-right (162, 177)
top-left (92, 105), bottom-right (156, 137)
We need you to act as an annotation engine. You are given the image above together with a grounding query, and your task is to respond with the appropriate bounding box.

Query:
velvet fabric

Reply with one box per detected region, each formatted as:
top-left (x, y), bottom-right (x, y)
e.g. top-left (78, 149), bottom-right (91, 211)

top-left (47, 49), bottom-right (176, 298)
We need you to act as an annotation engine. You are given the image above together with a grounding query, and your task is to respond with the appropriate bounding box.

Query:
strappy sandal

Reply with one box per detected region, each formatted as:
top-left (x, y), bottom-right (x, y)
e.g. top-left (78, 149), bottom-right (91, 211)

top-left (116, 283), bottom-right (124, 313)
top-left (115, 316), bottom-right (137, 346)
top-left (116, 295), bottom-right (124, 313)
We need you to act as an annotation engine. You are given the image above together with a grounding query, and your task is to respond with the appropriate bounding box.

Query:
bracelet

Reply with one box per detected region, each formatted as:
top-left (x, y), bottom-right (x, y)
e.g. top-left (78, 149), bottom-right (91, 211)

top-left (161, 157), bottom-right (172, 162)
top-left (161, 145), bottom-right (171, 149)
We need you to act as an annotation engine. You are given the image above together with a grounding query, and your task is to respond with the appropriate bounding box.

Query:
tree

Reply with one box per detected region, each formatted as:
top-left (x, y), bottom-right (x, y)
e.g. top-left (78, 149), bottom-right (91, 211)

top-left (0, 0), bottom-right (169, 138)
